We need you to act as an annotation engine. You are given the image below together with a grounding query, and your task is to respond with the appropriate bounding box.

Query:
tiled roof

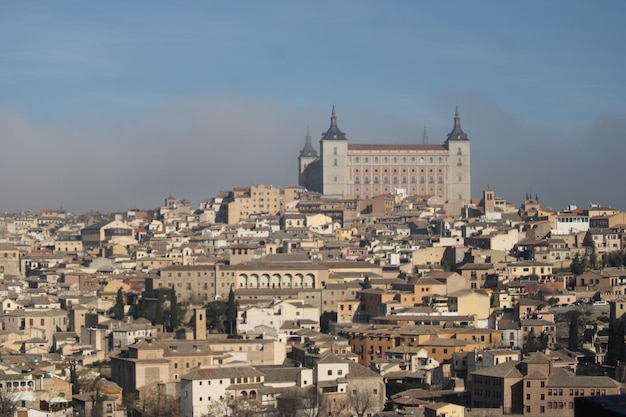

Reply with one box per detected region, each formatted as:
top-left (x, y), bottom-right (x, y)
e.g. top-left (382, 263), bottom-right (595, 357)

top-left (348, 144), bottom-right (446, 151)
top-left (471, 360), bottom-right (523, 379)
top-left (547, 368), bottom-right (621, 388)
top-left (183, 365), bottom-right (264, 381)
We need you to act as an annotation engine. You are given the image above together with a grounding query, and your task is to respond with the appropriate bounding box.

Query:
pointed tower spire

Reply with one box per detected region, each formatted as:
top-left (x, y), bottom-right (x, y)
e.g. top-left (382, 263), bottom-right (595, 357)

top-left (321, 105), bottom-right (347, 140)
top-left (299, 126), bottom-right (318, 157)
top-left (446, 106), bottom-right (468, 141)
top-left (422, 125), bottom-right (429, 145)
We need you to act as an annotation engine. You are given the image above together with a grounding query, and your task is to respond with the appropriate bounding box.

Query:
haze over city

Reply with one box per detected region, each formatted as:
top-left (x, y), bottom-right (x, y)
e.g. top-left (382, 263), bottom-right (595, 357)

top-left (1, 1), bottom-right (625, 214)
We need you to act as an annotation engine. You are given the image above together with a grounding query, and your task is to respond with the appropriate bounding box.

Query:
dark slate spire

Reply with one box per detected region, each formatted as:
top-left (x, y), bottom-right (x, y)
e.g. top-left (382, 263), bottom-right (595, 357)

top-left (299, 126), bottom-right (318, 157)
top-left (446, 106), bottom-right (469, 141)
top-left (321, 105), bottom-right (347, 140)
top-left (422, 125), bottom-right (429, 145)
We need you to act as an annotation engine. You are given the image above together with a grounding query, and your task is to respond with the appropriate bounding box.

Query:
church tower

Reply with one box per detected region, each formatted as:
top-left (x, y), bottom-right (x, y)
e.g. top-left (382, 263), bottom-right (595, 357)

top-left (483, 187), bottom-right (495, 214)
top-left (298, 127), bottom-right (318, 186)
top-left (320, 106), bottom-right (348, 195)
top-left (445, 107), bottom-right (471, 204)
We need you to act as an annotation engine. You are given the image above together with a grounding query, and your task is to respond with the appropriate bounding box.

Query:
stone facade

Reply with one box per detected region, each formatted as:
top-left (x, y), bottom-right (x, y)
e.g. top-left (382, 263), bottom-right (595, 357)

top-left (299, 107), bottom-right (471, 204)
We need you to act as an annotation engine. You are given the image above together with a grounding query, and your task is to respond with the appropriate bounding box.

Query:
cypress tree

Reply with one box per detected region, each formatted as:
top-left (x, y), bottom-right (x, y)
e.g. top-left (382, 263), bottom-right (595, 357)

top-left (169, 287), bottom-right (180, 329)
top-left (226, 286), bottom-right (237, 337)
top-left (526, 329), bottom-right (539, 353)
top-left (114, 288), bottom-right (125, 321)
top-left (606, 303), bottom-right (625, 365)
top-left (155, 289), bottom-right (166, 325)
top-left (362, 275), bottom-right (372, 289)
top-left (568, 311), bottom-right (580, 351)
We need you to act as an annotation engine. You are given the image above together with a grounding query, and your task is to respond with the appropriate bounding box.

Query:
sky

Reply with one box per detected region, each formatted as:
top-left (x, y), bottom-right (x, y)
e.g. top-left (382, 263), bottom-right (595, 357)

top-left (1, 1), bottom-right (625, 214)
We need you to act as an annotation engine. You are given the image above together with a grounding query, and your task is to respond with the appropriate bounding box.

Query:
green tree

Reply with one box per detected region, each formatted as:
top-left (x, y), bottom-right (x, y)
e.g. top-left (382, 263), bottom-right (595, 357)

top-left (155, 288), bottom-right (167, 325)
top-left (583, 234), bottom-right (598, 269)
top-left (568, 311), bottom-right (581, 351)
top-left (570, 253), bottom-right (586, 275)
top-left (226, 286), bottom-right (238, 337)
top-left (114, 288), bottom-right (125, 321)
top-left (607, 304), bottom-right (626, 366)
top-left (361, 275), bottom-right (372, 289)
top-left (205, 301), bottom-right (228, 333)
top-left (134, 299), bottom-right (147, 320)
top-left (68, 359), bottom-right (80, 395)
top-left (606, 251), bottom-right (625, 268)
top-left (526, 329), bottom-right (539, 353)
top-left (538, 331), bottom-right (549, 352)
top-left (169, 287), bottom-right (181, 329)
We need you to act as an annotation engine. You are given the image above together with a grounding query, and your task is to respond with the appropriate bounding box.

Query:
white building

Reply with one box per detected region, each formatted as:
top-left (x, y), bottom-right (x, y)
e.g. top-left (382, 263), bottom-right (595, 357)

top-left (552, 212), bottom-right (589, 235)
top-left (181, 365), bottom-right (268, 417)
top-left (238, 300), bottom-right (320, 334)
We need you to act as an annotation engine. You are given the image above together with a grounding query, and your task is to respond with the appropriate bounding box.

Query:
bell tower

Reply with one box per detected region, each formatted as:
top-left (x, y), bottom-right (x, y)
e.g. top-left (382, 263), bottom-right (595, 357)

top-left (320, 106), bottom-right (348, 195)
top-left (445, 107), bottom-right (471, 204)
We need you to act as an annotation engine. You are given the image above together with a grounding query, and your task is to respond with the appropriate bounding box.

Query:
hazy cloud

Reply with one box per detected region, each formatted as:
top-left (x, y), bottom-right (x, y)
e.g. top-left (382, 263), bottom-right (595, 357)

top-left (1, 94), bottom-right (625, 214)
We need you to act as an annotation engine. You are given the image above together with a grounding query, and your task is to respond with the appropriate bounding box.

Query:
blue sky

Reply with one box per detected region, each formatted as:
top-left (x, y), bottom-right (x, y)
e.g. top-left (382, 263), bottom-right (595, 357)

top-left (1, 1), bottom-right (625, 213)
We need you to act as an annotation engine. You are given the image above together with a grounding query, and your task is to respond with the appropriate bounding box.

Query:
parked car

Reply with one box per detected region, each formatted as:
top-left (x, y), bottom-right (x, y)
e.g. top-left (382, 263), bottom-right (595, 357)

top-left (593, 300), bottom-right (609, 306)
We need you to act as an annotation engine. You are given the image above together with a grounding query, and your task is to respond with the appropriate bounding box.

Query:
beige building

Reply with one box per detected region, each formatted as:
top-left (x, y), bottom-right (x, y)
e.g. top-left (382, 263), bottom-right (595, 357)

top-left (471, 352), bottom-right (621, 415)
top-left (299, 107), bottom-right (471, 205)
top-left (54, 234), bottom-right (83, 253)
top-left (506, 261), bottom-right (553, 280)
top-left (0, 242), bottom-right (20, 276)
top-left (447, 289), bottom-right (491, 325)
top-left (424, 402), bottom-right (465, 417)
top-left (1, 309), bottom-right (68, 348)
top-left (80, 219), bottom-right (134, 250)
top-left (152, 259), bottom-right (384, 306)
top-left (225, 184), bottom-right (283, 224)
top-left (111, 338), bottom-right (286, 396)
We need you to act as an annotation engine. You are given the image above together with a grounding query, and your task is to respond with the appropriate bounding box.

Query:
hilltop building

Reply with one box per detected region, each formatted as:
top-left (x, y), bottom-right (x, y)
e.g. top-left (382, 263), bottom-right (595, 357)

top-left (298, 106), bottom-right (471, 205)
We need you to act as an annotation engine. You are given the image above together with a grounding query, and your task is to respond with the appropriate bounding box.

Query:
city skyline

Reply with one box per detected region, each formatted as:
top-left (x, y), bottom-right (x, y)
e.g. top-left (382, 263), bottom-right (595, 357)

top-left (1, 2), bottom-right (625, 213)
